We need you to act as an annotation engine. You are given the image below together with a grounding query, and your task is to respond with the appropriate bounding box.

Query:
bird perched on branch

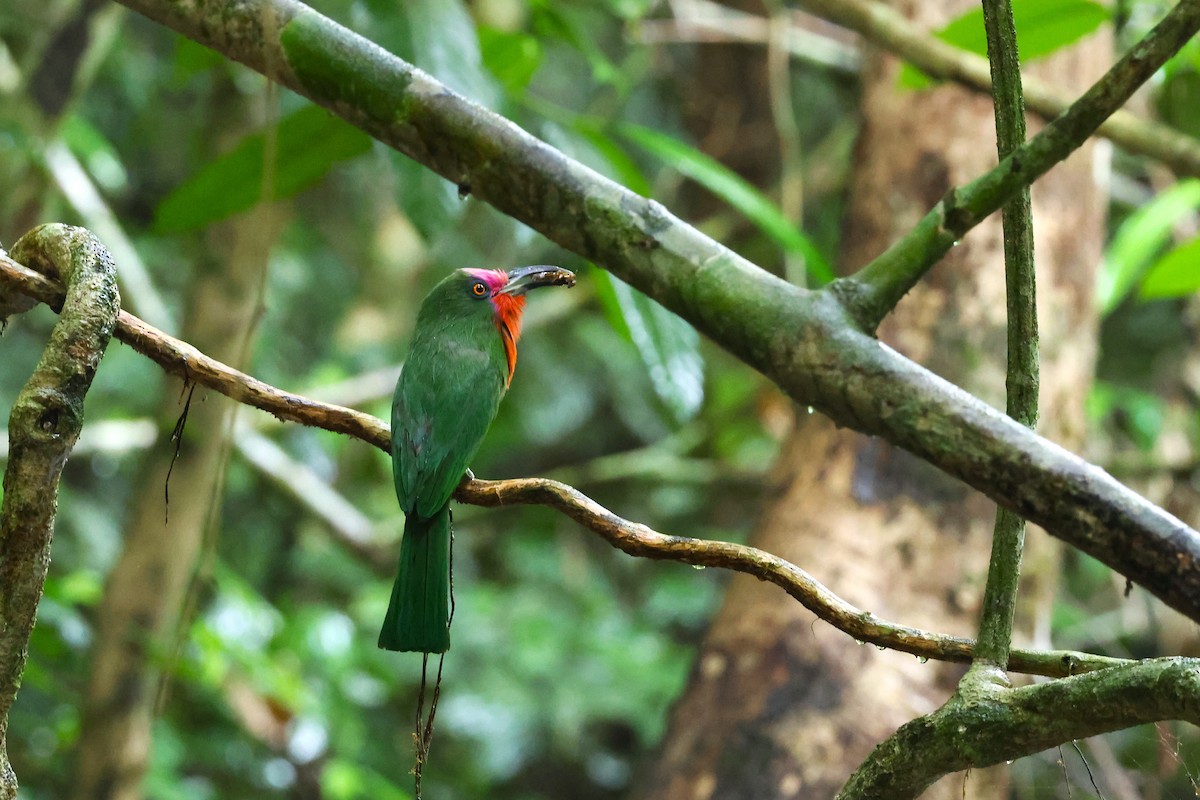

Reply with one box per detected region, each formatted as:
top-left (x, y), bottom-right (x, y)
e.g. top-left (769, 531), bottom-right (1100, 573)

top-left (380, 265), bottom-right (576, 652)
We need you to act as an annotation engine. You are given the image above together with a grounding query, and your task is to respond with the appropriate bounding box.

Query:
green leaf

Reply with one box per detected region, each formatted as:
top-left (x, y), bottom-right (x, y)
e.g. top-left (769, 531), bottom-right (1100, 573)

top-left (900, 0), bottom-right (1110, 89)
top-left (618, 123), bottom-right (833, 284)
top-left (574, 124), bottom-right (653, 197)
top-left (390, 152), bottom-right (463, 241)
top-left (1139, 237), bottom-right (1200, 301)
top-left (153, 105), bottom-right (371, 233)
top-left (1157, 68), bottom-right (1200, 139)
top-left (478, 26), bottom-right (543, 94)
top-left (1097, 179), bottom-right (1200, 313)
top-left (530, 1), bottom-right (624, 89)
top-left (594, 271), bottom-right (704, 424)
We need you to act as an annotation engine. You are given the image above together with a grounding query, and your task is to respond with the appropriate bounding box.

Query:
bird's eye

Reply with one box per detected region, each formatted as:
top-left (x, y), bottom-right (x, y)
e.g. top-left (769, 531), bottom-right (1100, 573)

top-left (471, 281), bottom-right (488, 297)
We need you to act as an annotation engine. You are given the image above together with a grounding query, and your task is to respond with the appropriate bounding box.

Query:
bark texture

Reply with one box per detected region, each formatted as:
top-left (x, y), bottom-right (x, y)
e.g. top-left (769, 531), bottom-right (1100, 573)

top-left (632, 5), bottom-right (1109, 797)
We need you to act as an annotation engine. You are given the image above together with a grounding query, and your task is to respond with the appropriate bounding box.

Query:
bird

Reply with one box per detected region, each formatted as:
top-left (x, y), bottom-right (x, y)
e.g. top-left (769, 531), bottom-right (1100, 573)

top-left (379, 265), bottom-right (576, 652)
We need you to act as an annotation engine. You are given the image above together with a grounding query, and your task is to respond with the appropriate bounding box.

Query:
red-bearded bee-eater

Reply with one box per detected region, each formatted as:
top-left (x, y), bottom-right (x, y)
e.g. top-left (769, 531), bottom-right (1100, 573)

top-left (379, 265), bottom-right (576, 652)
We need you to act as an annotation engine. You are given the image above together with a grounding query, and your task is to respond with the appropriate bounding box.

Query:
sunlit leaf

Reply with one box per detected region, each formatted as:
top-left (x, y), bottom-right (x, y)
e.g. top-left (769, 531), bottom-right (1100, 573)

top-left (1097, 179), bottom-right (1200, 313)
top-left (593, 271), bottom-right (704, 424)
top-left (619, 123), bottom-right (833, 284)
top-left (900, 0), bottom-right (1110, 89)
top-left (1139, 237), bottom-right (1200, 301)
top-left (153, 105), bottom-right (371, 232)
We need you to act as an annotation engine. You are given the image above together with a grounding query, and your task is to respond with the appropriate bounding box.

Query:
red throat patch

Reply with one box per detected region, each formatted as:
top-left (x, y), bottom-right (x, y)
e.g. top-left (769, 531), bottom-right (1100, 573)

top-left (491, 292), bottom-right (525, 386)
top-left (466, 268), bottom-right (526, 386)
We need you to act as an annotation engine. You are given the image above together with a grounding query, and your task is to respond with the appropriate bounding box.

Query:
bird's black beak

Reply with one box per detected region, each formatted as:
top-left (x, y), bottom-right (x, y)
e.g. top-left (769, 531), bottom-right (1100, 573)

top-left (500, 265), bottom-right (576, 295)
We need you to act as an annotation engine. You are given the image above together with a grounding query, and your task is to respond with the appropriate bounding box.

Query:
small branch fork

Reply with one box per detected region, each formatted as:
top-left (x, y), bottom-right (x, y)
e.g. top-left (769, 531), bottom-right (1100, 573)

top-left (0, 247), bottom-right (1125, 680)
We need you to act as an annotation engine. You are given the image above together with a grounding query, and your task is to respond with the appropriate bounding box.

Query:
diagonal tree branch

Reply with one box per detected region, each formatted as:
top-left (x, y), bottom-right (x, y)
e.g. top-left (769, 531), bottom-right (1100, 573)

top-left (0, 248), bottom-right (1129, 679)
top-left (33, 0), bottom-right (1200, 625)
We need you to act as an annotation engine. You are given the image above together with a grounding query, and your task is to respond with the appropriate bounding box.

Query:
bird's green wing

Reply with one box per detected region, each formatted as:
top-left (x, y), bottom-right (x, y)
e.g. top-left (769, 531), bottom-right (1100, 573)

top-left (392, 337), bottom-right (507, 519)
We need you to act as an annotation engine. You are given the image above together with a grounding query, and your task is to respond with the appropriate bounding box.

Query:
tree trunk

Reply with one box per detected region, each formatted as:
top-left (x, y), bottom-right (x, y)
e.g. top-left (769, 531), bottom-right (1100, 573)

top-left (71, 202), bottom-right (287, 800)
top-left (632, 4), bottom-right (1109, 798)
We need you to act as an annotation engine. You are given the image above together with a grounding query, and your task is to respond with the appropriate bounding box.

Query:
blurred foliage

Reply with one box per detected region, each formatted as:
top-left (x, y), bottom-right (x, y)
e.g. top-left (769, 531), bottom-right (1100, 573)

top-left (0, 0), bottom-right (1199, 797)
top-left (899, 0), bottom-right (1110, 88)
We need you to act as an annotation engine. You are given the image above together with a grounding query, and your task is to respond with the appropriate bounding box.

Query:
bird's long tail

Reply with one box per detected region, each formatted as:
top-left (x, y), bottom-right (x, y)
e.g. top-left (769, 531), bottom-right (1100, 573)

top-left (378, 503), bottom-right (451, 652)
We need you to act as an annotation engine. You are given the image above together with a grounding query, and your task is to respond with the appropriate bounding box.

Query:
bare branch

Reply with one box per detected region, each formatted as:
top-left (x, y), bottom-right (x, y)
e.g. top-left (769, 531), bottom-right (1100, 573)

top-left (0, 251), bottom-right (386, 447)
top-left (457, 475), bottom-right (1128, 678)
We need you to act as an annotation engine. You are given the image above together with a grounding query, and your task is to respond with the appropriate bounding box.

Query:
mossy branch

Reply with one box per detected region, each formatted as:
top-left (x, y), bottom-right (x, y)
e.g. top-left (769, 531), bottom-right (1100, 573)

top-left (0, 225), bottom-right (119, 800)
top-left (0, 246), bottom-right (1129, 679)
top-left (838, 658), bottom-right (1200, 799)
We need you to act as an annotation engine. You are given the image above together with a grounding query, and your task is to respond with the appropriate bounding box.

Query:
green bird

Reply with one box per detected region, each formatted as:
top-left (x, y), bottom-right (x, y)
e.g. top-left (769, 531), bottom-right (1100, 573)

top-left (379, 265), bottom-right (576, 652)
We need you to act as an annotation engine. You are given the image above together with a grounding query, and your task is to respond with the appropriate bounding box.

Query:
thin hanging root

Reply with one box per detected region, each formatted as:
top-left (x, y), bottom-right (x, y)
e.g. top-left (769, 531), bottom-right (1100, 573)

top-left (163, 378), bottom-right (196, 523)
top-left (412, 654), bottom-right (447, 800)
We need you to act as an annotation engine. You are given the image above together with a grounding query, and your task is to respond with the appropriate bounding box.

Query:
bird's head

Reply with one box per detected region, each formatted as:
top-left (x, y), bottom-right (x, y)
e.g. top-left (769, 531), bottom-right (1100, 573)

top-left (426, 265), bottom-right (575, 384)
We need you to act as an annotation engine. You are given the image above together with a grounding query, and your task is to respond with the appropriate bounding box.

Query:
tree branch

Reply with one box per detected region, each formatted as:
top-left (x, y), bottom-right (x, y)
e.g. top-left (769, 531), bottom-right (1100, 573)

top-left (0, 225), bottom-right (119, 800)
top-left (794, 0), bottom-right (1200, 177)
top-left (0, 248), bottom-right (1129, 679)
top-left (837, 657), bottom-right (1200, 799)
top-left (972, 0), bottom-right (1037, 669)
